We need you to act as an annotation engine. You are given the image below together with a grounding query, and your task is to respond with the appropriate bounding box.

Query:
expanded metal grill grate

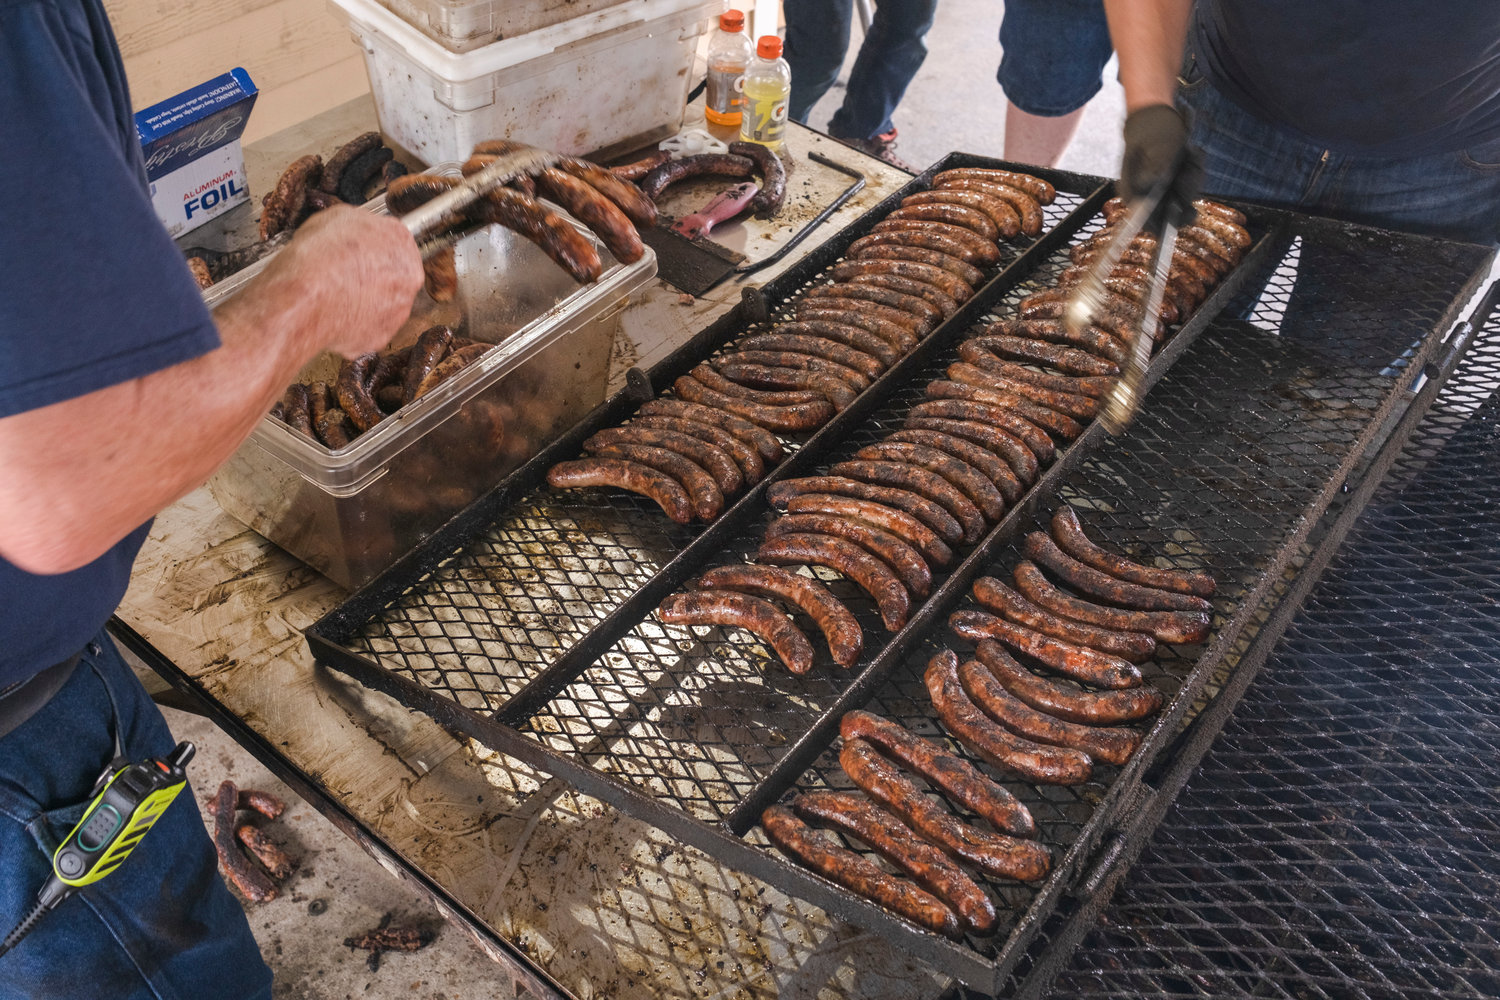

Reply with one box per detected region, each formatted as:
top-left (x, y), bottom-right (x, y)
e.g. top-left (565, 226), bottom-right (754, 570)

top-left (307, 174), bottom-right (1492, 990)
top-left (1040, 289), bottom-right (1500, 1000)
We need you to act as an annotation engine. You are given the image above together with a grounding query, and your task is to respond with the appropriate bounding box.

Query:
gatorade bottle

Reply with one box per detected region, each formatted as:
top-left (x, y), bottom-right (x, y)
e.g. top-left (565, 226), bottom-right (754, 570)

top-left (704, 10), bottom-right (752, 127)
top-left (739, 35), bottom-right (791, 151)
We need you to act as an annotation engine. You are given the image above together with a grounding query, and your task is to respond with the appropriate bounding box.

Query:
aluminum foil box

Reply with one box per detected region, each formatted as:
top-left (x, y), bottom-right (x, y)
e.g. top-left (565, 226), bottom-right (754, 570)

top-left (135, 68), bottom-right (258, 237)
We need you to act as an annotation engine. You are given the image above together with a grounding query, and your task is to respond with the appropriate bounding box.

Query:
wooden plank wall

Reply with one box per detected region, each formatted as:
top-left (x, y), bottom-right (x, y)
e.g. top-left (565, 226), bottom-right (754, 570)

top-left (103, 0), bottom-right (371, 145)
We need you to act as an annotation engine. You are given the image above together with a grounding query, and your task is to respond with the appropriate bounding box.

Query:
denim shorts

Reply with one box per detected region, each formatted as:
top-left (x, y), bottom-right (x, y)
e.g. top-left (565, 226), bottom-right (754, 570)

top-left (1178, 48), bottom-right (1500, 246)
top-left (997, 0), bottom-right (1114, 116)
top-left (0, 633), bottom-right (272, 1000)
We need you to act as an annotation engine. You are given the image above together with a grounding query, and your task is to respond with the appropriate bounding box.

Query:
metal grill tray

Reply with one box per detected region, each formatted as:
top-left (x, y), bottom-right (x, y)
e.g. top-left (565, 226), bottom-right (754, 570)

top-left (1034, 284), bottom-right (1500, 1000)
top-left (308, 164), bottom-right (1493, 990)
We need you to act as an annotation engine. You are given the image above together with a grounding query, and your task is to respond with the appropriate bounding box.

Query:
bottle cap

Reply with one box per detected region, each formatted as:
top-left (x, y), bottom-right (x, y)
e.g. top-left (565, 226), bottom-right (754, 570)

top-left (757, 35), bottom-right (782, 59)
top-left (720, 10), bottom-right (744, 31)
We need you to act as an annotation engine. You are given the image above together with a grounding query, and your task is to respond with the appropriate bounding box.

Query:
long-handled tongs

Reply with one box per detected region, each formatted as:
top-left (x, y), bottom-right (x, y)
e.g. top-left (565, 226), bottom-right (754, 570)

top-left (397, 144), bottom-right (561, 260)
top-left (1065, 174), bottom-right (1182, 435)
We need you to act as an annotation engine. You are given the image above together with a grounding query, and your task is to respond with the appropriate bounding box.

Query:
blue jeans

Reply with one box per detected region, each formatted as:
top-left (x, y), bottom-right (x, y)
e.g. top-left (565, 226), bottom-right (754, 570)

top-left (0, 633), bottom-right (271, 1000)
top-left (1178, 49), bottom-right (1500, 246)
top-left (996, 0), bottom-right (1113, 116)
top-left (783, 0), bottom-right (939, 140)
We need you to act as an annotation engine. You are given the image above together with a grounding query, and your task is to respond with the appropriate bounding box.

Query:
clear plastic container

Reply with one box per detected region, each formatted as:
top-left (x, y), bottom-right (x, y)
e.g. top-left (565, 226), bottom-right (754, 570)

top-left (206, 166), bottom-right (657, 588)
top-left (704, 9), bottom-right (752, 127)
top-left (739, 34), bottom-right (790, 152)
top-left (326, 0), bottom-right (724, 165)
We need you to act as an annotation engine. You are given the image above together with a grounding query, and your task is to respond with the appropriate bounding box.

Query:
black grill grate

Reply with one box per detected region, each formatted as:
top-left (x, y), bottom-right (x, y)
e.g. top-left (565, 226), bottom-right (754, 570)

top-left (1041, 288), bottom-right (1500, 1000)
top-left (307, 178), bottom-right (1493, 990)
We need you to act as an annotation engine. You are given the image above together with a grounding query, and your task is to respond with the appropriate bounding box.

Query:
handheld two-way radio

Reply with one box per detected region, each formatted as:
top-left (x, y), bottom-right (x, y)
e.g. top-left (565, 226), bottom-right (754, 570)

top-left (0, 741), bottom-right (195, 959)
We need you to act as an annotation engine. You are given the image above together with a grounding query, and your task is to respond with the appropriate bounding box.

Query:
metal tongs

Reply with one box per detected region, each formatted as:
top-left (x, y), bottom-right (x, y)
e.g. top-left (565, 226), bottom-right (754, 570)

top-left (397, 144), bottom-right (561, 260)
top-left (1065, 173), bottom-right (1183, 435)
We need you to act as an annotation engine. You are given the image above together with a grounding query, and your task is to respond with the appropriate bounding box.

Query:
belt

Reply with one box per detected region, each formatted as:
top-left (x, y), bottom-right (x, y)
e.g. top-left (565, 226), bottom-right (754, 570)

top-left (0, 655), bottom-right (81, 740)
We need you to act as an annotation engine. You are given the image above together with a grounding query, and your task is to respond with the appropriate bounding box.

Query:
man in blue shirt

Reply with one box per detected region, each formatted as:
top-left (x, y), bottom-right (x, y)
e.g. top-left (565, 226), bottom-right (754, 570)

top-left (0, 2), bottom-right (423, 996)
top-left (1105, 0), bottom-right (1500, 246)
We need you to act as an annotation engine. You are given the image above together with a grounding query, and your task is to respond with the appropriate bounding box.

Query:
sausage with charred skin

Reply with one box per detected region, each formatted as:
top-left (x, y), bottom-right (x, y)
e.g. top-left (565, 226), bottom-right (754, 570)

top-left (957, 341), bottom-right (1115, 398)
top-left (886, 429), bottom-right (1024, 504)
top-left (672, 374), bottom-right (835, 432)
top-left (761, 805), bottom-right (962, 939)
top-left (846, 272), bottom-right (961, 318)
top-left (831, 256), bottom-right (976, 302)
top-left (728, 141), bottom-right (788, 217)
top-left (844, 244), bottom-right (984, 289)
top-left (637, 398), bottom-right (784, 463)
top-left (1050, 506), bottom-right (1216, 597)
top-left (628, 415), bottom-right (765, 483)
top-left (742, 327), bottom-right (894, 374)
top-left (964, 334), bottom-right (1121, 378)
top-left (840, 710), bottom-right (1035, 837)
top-left (691, 564), bottom-right (862, 668)
top-left (793, 791), bottom-right (997, 935)
top-left (659, 590), bottom-right (815, 674)
top-left (841, 737), bottom-right (1054, 880)
top-left (950, 609), bottom-right (1143, 690)
top-left (756, 533), bottom-right (912, 631)
top-left (768, 476), bottom-right (965, 546)
top-left (910, 398), bottom-right (1055, 462)
top-left (547, 458), bottom-right (693, 522)
top-left (1013, 561), bottom-right (1212, 644)
top-left (803, 282), bottom-right (944, 327)
top-left (585, 425), bottom-right (744, 494)
top-left (901, 415), bottom-right (1039, 484)
top-left (586, 441), bottom-right (723, 520)
top-left (830, 460), bottom-right (987, 543)
top-left (924, 651), bottom-right (1094, 785)
top-left (852, 442), bottom-right (1007, 523)
top-left (1022, 532), bottom-right (1214, 613)
top-left (767, 513), bottom-right (933, 598)
top-left (782, 494), bottom-right (954, 566)
top-left (975, 640), bottom-right (1164, 726)
top-left (959, 659), bottom-right (1142, 766)
top-left (971, 577), bottom-right (1155, 662)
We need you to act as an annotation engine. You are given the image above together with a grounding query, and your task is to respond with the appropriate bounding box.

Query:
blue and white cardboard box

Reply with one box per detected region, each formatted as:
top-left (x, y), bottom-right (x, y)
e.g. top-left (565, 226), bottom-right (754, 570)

top-left (135, 69), bottom-right (258, 238)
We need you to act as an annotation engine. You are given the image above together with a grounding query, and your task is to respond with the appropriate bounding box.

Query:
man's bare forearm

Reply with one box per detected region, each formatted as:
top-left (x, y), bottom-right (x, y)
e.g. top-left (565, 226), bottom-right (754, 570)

top-left (0, 207), bottom-right (421, 574)
top-left (1104, 0), bottom-right (1195, 112)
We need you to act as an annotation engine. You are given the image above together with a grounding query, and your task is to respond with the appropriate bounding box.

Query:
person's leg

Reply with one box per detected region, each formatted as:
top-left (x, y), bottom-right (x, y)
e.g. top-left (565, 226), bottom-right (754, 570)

top-left (0, 633), bottom-right (272, 1000)
top-left (784, 0), bottom-right (855, 124)
top-left (825, 0), bottom-right (939, 141)
top-left (997, 0), bottom-right (1114, 167)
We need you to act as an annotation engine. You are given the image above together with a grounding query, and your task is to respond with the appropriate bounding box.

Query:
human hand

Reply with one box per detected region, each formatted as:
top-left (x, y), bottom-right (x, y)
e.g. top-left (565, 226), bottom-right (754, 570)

top-left (259, 204), bottom-right (425, 358)
top-left (1120, 104), bottom-right (1202, 228)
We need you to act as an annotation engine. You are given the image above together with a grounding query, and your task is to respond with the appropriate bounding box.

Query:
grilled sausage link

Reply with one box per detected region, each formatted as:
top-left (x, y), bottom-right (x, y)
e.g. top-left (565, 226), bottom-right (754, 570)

top-left (957, 341), bottom-right (1115, 399)
top-left (797, 307), bottom-right (918, 353)
top-left (866, 219), bottom-right (1002, 265)
top-left (971, 577), bottom-right (1155, 662)
top-left (886, 430), bottom-right (1024, 504)
top-left (965, 333), bottom-right (1120, 378)
top-left (932, 168), bottom-right (1056, 205)
top-left (988, 316), bottom-right (1129, 366)
top-left (713, 361), bottom-right (857, 411)
top-left (932, 177), bottom-right (1045, 236)
top-left (585, 441), bottom-right (723, 520)
top-left (638, 152), bottom-right (757, 200)
top-left (672, 374), bottom-right (835, 432)
top-left (547, 457), bottom-right (693, 523)
top-left (924, 650), bottom-right (1094, 785)
top-left (783, 494), bottom-right (954, 567)
top-left (851, 442), bottom-right (1007, 524)
top-left (727, 141), bottom-right (788, 217)
top-left (552, 154), bottom-right (660, 227)
top-left (947, 362), bottom-right (1100, 422)
top-left (902, 415), bottom-right (1039, 484)
top-left (840, 711), bottom-right (1035, 837)
top-left (741, 328), bottom-right (893, 375)
top-left (829, 459), bottom-right (987, 544)
top-left (926, 378), bottom-right (1087, 441)
top-left (608, 150), bottom-right (671, 182)
top-left (767, 513), bottom-right (933, 598)
top-left (793, 791), bottom-right (997, 936)
top-left (903, 189), bottom-right (1020, 238)
top-left (535, 166), bottom-right (644, 263)
top-left (585, 425), bottom-right (743, 494)
top-left (831, 256), bottom-right (976, 302)
top-left (1013, 561), bottom-right (1212, 644)
top-left (756, 532), bottom-right (911, 631)
top-left (910, 397), bottom-right (1055, 463)
top-left (469, 187), bottom-right (604, 283)
top-left (803, 281), bottom-right (944, 327)
top-left (637, 398), bottom-right (785, 463)
top-left (691, 564), bottom-right (862, 668)
top-left (975, 639), bottom-right (1164, 726)
top-left (629, 415), bottom-right (765, 484)
top-left (719, 350), bottom-right (871, 391)
top-left (334, 353), bottom-right (383, 432)
top-left (761, 805), bottom-right (962, 939)
top-left (1051, 506), bottom-right (1216, 598)
top-left (959, 658), bottom-right (1142, 766)
top-left (950, 609), bottom-right (1143, 690)
top-left (885, 202), bottom-right (1001, 242)
top-left (845, 243), bottom-right (985, 289)
top-left (769, 476), bottom-right (965, 545)
top-left (659, 590), bottom-right (815, 674)
top-left (690, 362), bottom-right (825, 406)
top-left (848, 229), bottom-right (997, 267)
top-left (841, 737), bottom-right (1053, 881)
top-left (1022, 531), bottom-right (1214, 613)
top-left (846, 271), bottom-right (961, 318)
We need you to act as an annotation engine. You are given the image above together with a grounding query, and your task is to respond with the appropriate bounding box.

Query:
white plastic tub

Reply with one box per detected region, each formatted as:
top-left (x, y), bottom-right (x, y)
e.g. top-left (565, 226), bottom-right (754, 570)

top-left (206, 170), bottom-right (656, 588)
top-left (373, 0), bottom-right (638, 53)
top-left (327, 0), bottom-right (724, 165)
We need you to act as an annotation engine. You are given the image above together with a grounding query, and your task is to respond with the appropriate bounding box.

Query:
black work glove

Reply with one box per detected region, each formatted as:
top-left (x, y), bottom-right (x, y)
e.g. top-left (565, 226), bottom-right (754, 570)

top-left (1120, 104), bottom-right (1203, 229)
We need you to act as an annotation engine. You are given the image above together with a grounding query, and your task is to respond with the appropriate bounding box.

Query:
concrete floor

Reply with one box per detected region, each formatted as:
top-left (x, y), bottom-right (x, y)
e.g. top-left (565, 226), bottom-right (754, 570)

top-left (142, 5), bottom-right (1128, 998)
